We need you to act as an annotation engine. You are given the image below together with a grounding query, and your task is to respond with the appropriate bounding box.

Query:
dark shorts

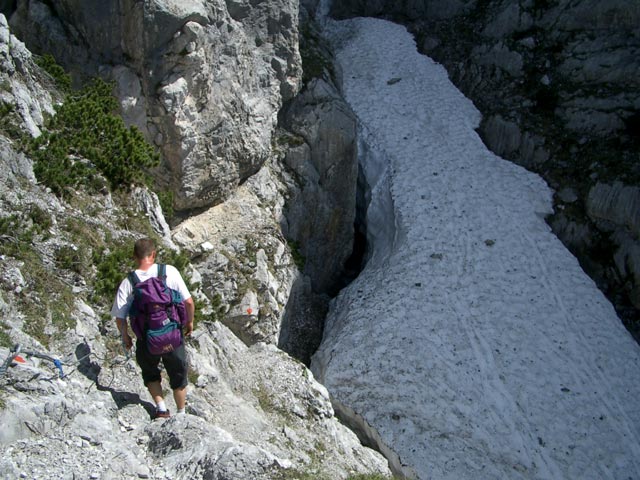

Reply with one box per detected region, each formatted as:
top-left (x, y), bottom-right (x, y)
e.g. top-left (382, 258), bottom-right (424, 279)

top-left (135, 339), bottom-right (188, 390)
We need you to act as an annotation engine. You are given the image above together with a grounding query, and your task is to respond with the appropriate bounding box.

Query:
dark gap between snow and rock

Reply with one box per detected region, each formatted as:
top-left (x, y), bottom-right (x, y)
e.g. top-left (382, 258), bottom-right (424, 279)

top-left (309, 120), bottom-right (411, 476)
top-left (277, 7), bottom-right (415, 473)
top-left (277, 161), bottom-right (371, 365)
top-left (329, 163), bottom-right (370, 296)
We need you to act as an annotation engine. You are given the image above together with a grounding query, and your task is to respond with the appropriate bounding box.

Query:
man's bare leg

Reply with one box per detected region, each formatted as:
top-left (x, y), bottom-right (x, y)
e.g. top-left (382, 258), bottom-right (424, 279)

top-left (147, 380), bottom-right (164, 405)
top-left (173, 386), bottom-right (186, 411)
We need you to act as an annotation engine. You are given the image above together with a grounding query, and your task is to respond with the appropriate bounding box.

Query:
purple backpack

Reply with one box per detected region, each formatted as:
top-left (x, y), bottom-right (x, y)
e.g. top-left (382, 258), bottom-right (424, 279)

top-left (128, 264), bottom-right (188, 355)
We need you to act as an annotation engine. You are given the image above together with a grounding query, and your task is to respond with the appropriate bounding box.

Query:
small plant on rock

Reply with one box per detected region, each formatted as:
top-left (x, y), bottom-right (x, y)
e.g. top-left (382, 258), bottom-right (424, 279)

top-left (287, 239), bottom-right (305, 270)
top-left (0, 323), bottom-right (12, 349)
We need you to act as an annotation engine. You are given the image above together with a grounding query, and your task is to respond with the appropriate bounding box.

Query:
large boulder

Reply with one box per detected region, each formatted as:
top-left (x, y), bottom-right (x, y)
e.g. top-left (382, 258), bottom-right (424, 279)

top-left (8, 0), bottom-right (302, 211)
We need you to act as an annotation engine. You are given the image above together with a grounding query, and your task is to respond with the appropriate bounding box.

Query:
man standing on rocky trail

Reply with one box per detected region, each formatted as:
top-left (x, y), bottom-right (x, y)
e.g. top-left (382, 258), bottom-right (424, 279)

top-left (111, 238), bottom-right (195, 419)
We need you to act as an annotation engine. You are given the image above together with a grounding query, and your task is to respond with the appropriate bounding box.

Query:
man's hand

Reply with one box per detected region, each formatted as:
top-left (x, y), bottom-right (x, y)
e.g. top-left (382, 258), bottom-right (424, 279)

top-left (116, 317), bottom-right (133, 350)
top-left (183, 321), bottom-right (193, 337)
top-left (122, 332), bottom-right (133, 350)
top-left (183, 298), bottom-right (195, 338)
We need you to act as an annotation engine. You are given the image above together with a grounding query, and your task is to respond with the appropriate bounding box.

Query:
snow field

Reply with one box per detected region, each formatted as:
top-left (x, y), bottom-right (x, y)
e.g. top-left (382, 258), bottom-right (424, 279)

top-left (312, 16), bottom-right (640, 480)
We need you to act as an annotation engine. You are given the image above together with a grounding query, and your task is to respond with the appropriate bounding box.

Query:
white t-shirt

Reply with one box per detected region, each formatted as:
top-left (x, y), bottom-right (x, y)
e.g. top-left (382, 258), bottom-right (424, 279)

top-left (110, 263), bottom-right (191, 320)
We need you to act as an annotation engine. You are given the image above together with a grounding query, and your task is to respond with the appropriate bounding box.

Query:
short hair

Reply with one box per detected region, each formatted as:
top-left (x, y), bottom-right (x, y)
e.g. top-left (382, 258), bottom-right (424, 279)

top-left (133, 238), bottom-right (156, 260)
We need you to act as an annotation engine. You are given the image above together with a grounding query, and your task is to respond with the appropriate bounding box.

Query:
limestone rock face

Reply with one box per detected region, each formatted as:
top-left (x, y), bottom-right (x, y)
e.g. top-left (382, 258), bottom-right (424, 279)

top-left (7, 0), bottom-right (302, 211)
top-left (587, 183), bottom-right (640, 238)
top-left (170, 149), bottom-right (346, 366)
top-left (0, 150), bottom-right (378, 474)
top-left (274, 77), bottom-right (359, 363)
top-left (281, 78), bottom-right (358, 294)
top-left (172, 160), bottom-right (298, 347)
top-left (482, 115), bottom-right (549, 170)
top-left (586, 182), bottom-right (640, 308)
top-left (0, 14), bottom-right (56, 138)
top-left (0, 322), bottom-right (391, 479)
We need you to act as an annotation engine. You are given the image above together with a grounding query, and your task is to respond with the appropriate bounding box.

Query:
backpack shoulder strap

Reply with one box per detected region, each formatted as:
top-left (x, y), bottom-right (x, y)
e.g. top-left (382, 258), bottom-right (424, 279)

top-left (157, 264), bottom-right (167, 281)
top-left (128, 270), bottom-right (141, 287)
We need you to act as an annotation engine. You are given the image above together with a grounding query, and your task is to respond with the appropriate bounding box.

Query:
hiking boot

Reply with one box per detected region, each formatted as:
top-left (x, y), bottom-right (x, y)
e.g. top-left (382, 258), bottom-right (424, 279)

top-left (153, 409), bottom-right (170, 420)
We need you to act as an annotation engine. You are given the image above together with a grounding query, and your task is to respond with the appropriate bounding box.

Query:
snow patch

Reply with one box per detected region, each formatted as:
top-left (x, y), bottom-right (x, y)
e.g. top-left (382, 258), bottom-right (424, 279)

top-left (312, 15), bottom-right (640, 480)
top-left (357, 124), bottom-right (399, 266)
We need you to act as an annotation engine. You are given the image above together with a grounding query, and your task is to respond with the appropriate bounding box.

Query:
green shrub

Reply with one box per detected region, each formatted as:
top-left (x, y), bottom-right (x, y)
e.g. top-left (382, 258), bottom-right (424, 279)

top-left (206, 293), bottom-right (226, 323)
top-left (0, 102), bottom-right (25, 140)
top-left (0, 324), bottom-right (12, 349)
top-left (63, 217), bottom-right (105, 251)
top-left (92, 242), bottom-right (134, 303)
top-left (157, 190), bottom-right (175, 222)
top-left (29, 77), bottom-right (160, 198)
top-left (35, 53), bottom-right (72, 92)
top-left (0, 210), bottom-right (76, 347)
top-left (55, 244), bottom-right (87, 274)
top-left (287, 239), bottom-right (305, 270)
top-left (27, 205), bottom-right (52, 235)
top-left (0, 214), bottom-right (35, 258)
top-left (159, 247), bottom-right (191, 274)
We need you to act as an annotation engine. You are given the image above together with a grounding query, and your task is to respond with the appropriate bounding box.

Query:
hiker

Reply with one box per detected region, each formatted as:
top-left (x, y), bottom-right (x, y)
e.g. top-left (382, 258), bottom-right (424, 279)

top-left (111, 238), bottom-right (195, 419)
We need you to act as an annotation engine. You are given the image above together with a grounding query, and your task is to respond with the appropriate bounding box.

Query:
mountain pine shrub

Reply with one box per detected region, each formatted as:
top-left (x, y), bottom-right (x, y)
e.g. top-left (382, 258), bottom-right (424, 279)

top-left (29, 77), bottom-right (160, 198)
top-left (92, 242), bottom-right (134, 304)
top-left (35, 53), bottom-right (72, 92)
